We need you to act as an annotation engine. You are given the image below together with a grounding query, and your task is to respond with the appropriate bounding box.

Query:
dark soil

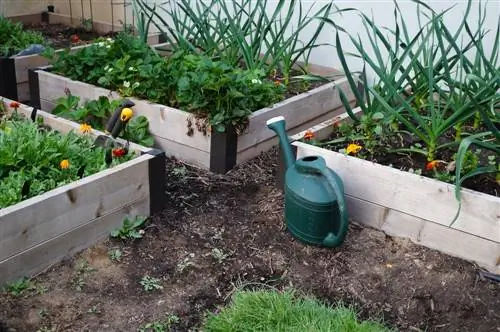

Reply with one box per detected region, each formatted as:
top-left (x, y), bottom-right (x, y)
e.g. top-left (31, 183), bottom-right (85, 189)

top-left (0, 148), bottom-right (499, 332)
top-left (24, 23), bottom-right (118, 49)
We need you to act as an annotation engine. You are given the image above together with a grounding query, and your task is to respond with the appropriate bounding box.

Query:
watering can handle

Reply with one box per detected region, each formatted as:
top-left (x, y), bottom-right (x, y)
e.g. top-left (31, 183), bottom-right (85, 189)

top-left (300, 157), bottom-right (348, 247)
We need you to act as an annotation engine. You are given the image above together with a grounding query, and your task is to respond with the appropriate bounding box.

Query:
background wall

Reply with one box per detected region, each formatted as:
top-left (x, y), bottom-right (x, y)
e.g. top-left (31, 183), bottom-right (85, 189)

top-left (2, 0), bottom-right (498, 78)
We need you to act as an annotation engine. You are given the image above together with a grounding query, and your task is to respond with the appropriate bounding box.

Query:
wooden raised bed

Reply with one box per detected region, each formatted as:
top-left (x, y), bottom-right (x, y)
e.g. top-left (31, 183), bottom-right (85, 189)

top-left (0, 98), bottom-right (166, 285)
top-left (29, 63), bottom-right (356, 173)
top-left (0, 12), bottom-right (165, 103)
top-left (280, 109), bottom-right (500, 274)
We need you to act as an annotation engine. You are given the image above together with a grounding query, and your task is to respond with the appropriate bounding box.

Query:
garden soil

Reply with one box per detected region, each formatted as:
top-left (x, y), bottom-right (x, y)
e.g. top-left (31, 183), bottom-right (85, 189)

top-left (0, 148), bottom-right (498, 332)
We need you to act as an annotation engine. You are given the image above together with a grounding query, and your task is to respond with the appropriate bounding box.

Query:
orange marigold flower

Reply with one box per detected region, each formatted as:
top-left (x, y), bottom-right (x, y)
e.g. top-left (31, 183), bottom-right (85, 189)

top-left (60, 159), bottom-right (70, 169)
top-left (426, 160), bottom-right (439, 171)
top-left (71, 34), bottom-right (80, 43)
top-left (9, 101), bottom-right (20, 109)
top-left (303, 130), bottom-right (315, 141)
top-left (274, 80), bottom-right (281, 87)
top-left (80, 123), bottom-right (92, 134)
top-left (112, 147), bottom-right (127, 158)
top-left (346, 143), bottom-right (362, 155)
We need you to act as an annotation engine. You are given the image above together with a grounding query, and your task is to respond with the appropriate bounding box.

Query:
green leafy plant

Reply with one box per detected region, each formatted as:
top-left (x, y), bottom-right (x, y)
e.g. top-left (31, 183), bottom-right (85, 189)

top-left (0, 101), bottom-right (134, 209)
top-left (0, 16), bottom-right (46, 56)
top-left (2, 277), bottom-right (37, 297)
top-left (108, 248), bottom-right (123, 262)
top-left (321, 0), bottom-right (499, 217)
top-left (51, 94), bottom-right (154, 146)
top-left (110, 215), bottom-right (147, 240)
top-left (135, 0), bottom-right (339, 83)
top-left (139, 276), bottom-right (163, 292)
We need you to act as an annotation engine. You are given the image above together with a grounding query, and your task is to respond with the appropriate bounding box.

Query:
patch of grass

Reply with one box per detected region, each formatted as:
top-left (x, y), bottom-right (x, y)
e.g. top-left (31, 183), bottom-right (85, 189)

top-left (202, 289), bottom-right (392, 332)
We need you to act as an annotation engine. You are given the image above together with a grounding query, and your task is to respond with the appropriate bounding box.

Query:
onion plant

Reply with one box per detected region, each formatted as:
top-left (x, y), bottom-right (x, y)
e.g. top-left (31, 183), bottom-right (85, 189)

top-left (132, 0), bottom-right (338, 83)
top-left (329, 0), bottom-right (499, 221)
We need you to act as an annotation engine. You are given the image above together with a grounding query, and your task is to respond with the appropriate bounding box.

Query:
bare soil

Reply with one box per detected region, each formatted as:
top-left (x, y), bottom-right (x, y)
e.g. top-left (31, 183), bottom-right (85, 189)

top-left (25, 23), bottom-right (117, 49)
top-left (0, 148), bottom-right (499, 332)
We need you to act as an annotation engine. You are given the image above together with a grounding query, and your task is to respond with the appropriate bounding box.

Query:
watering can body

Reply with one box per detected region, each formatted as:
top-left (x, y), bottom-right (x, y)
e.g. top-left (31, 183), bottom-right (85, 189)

top-left (267, 116), bottom-right (349, 247)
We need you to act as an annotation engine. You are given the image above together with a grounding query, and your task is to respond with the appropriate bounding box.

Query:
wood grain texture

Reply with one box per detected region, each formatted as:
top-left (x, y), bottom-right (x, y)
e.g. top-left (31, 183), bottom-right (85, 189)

top-left (0, 198), bottom-right (149, 285)
top-left (294, 141), bottom-right (500, 272)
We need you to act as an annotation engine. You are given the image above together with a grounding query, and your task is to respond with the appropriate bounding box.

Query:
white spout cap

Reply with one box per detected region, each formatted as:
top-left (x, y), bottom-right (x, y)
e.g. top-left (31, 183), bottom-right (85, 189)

top-left (266, 116), bottom-right (285, 126)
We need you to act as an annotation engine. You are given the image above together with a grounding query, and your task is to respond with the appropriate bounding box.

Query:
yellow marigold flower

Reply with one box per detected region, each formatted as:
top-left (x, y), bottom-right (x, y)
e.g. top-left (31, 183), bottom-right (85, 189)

top-left (80, 123), bottom-right (92, 134)
top-left (60, 159), bottom-right (70, 169)
top-left (346, 143), bottom-right (362, 155)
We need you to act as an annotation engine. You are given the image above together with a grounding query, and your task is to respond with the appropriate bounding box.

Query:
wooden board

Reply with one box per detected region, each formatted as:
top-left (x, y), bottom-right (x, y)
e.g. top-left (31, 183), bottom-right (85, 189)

top-left (0, 197), bottom-right (149, 285)
top-left (0, 97), bottom-right (159, 284)
top-left (294, 141), bottom-right (500, 272)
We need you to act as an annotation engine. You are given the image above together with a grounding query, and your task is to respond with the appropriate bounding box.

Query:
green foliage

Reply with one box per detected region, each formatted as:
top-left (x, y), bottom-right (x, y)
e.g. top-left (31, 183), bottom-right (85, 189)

top-left (324, 0), bottom-right (499, 218)
top-left (0, 16), bottom-right (46, 56)
top-left (139, 314), bottom-right (180, 332)
top-left (3, 278), bottom-right (36, 297)
top-left (47, 35), bottom-right (285, 132)
top-left (0, 111), bottom-right (133, 209)
top-left (52, 94), bottom-right (154, 147)
top-left (139, 276), bottom-right (163, 292)
top-left (202, 289), bottom-right (392, 332)
top-left (110, 215), bottom-right (147, 240)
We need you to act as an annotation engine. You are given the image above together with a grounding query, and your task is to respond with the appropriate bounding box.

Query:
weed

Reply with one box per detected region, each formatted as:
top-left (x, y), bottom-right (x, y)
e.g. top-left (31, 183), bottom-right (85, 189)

top-left (176, 253), bottom-right (196, 273)
top-left (202, 289), bottom-right (392, 332)
top-left (88, 305), bottom-right (101, 315)
top-left (108, 248), bottom-right (123, 262)
top-left (211, 248), bottom-right (232, 264)
top-left (2, 277), bottom-right (44, 297)
top-left (139, 314), bottom-right (180, 332)
top-left (140, 276), bottom-right (163, 292)
top-left (72, 260), bottom-right (95, 291)
top-left (110, 215), bottom-right (147, 240)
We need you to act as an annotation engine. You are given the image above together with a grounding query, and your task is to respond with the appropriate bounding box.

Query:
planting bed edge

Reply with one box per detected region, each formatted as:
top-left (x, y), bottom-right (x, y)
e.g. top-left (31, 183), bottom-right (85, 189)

top-left (0, 98), bottom-right (166, 285)
top-left (277, 111), bottom-right (500, 274)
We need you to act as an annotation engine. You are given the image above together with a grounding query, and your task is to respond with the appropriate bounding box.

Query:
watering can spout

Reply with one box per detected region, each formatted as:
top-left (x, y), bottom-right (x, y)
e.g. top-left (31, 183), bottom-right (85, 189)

top-left (266, 116), bottom-right (295, 170)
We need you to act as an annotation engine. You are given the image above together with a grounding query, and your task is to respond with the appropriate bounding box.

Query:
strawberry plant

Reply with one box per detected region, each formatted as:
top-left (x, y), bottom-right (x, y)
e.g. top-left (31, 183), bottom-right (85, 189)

top-left (0, 16), bottom-right (46, 56)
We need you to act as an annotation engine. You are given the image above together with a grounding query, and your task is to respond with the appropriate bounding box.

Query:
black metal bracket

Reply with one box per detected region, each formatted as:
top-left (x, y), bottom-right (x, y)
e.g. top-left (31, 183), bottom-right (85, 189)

top-left (0, 57), bottom-right (18, 101)
top-left (141, 148), bottom-right (166, 214)
top-left (209, 125), bottom-right (238, 174)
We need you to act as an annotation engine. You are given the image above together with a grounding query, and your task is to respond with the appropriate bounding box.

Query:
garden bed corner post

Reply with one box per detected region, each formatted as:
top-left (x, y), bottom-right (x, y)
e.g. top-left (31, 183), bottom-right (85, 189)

top-left (0, 57), bottom-right (18, 101)
top-left (142, 148), bottom-right (167, 214)
top-left (210, 125), bottom-right (238, 173)
top-left (28, 68), bottom-right (41, 109)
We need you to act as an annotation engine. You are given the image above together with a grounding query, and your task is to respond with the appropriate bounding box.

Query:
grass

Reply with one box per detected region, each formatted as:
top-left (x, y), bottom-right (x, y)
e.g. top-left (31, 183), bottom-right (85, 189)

top-left (202, 289), bottom-right (392, 332)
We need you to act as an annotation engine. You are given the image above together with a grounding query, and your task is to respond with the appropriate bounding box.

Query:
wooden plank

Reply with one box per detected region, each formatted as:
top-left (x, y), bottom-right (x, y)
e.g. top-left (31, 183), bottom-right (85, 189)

top-left (294, 142), bottom-right (500, 243)
top-left (237, 103), bottom-right (352, 164)
top-left (345, 196), bottom-right (500, 274)
top-left (238, 76), bottom-right (355, 153)
top-left (154, 135), bottom-right (211, 170)
top-left (6, 14), bottom-right (41, 25)
top-left (0, 197), bottom-right (150, 285)
top-left (0, 153), bottom-right (152, 262)
top-left (16, 82), bottom-right (30, 102)
top-left (14, 52), bottom-right (50, 84)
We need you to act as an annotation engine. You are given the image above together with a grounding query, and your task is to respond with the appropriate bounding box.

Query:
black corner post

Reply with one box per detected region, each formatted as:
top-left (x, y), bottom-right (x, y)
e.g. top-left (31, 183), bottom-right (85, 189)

top-left (210, 125), bottom-right (238, 174)
top-left (276, 141), bottom-right (297, 192)
top-left (28, 68), bottom-right (41, 109)
top-left (158, 33), bottom-right (168, 44)
top-left (142, 149), bottom-right (166, 214)
top-left (0, 57), bottom-right (18, 101)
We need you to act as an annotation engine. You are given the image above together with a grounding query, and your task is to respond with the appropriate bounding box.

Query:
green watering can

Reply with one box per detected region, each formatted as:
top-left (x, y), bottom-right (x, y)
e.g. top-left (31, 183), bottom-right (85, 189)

top-left (267, 116), bottom-right (349, 247)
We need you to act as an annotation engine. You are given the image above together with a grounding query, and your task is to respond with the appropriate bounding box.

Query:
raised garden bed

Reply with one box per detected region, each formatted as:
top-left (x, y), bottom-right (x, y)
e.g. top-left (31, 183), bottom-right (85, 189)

top-left (29, 62), bottom-right (355, 173)
top-left (0, 12), bottom-right (164, 103)
top-left (0, 97), bottom-right (165, 285)
top-left (282, 110), bottom-right (500, 274)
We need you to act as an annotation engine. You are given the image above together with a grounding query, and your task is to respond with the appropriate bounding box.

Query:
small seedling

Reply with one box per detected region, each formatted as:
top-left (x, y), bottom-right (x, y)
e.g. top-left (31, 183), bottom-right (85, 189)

top-left (110, 215), bottom-right (147, 240)
top-left (176, 253), bottom-right (196, 273)
top-left (108, 248), bottom-right (123, 262)
top-left (140, 276), bottom-right (163, 292)
top-left (3, 277), bottom-right (42, 297)
top-left (72, 260), bottom-right (95, 291)
top-left (172, 165), bottom-right (187, 178)
top-left (88, 305), bottom-right (101, 314)
top-left (211, 248), bottom-right (232, 264)
top-left (139, 314), bottom-right (180, 332)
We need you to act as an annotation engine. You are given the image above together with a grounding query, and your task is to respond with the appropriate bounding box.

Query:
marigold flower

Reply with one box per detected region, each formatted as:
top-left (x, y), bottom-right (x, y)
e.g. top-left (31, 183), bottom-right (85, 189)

top-left (60, 159), bottom-right (70, 169)
top-left (303, 130), bottom-right (315, 141)
top-left (346, 143), bottom-right (362, 155)
top-left (9, 101), bottom-right (20, 109)
top-left (71, 34), bottom-right (80, 43)
top-left (112, 148), bottom-right (127, 158)
top-left (80, 123), bottom-right (92, 134)
top-left (274, 80), bottom-right (281, 87)
top-left (426, 160), bottom-right (439, 171)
